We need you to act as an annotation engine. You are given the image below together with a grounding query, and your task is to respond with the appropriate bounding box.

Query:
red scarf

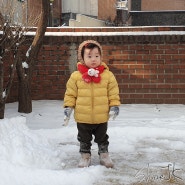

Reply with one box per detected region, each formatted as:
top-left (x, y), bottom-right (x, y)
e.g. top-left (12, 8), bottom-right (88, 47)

top-left (78, 63), bottom-right (105, 83)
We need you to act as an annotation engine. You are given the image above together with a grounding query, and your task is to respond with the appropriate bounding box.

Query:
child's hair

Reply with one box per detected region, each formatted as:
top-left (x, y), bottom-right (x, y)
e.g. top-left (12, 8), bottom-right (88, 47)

top-left (81, 43), bottom-right (101, 60)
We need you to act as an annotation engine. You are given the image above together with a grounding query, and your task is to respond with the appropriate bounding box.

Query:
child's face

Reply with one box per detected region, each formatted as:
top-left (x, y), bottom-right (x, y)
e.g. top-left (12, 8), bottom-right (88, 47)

top-left (83, 47), bottom-right (101, 68)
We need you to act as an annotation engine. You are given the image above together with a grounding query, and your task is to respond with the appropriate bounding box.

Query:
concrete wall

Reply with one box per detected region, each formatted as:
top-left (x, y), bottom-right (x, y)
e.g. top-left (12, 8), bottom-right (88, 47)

top-left (69, 14), bottom-right (106, 27)
top-left (130, 11), bottom-right (185, 26)
top-left (62, 0), bottom-right (98, 16)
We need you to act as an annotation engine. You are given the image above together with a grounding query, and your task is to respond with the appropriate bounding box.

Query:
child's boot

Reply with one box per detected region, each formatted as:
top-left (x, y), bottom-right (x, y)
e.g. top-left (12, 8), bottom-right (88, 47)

top-left (78, 153), bottom-right (91, 168)
top-left (99, 152), bottom-right (114, 168)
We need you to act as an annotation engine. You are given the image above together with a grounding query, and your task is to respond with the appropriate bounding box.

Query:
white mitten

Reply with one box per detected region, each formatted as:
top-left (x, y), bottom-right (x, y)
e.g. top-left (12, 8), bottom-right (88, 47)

top-left (63, 107), bottom-right (73, 126)
top-left (109, 106), bottom-right (119, 120)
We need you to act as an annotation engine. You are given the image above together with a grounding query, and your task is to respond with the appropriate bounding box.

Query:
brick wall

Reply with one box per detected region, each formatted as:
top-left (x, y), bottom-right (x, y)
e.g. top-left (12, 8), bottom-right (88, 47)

top-left (5, 26), bottom-right (185, 104)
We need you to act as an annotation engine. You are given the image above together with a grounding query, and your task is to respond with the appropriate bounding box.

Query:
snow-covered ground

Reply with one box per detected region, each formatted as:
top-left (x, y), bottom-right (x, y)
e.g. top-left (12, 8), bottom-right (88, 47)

top-left (1, 100), bottom-right (185, 185)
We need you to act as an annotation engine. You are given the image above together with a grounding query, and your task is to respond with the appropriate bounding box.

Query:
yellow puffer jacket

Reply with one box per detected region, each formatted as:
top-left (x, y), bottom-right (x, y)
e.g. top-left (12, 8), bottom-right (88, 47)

top-left (64, 62), bottom-right (120, 124)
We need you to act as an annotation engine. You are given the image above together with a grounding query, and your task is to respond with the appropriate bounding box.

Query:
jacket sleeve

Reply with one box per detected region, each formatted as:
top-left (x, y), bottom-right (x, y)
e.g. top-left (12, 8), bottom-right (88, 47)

top-left (108, 72), bottom-right (121, 107)
top-left (63, 72), bottom-right (78, 108)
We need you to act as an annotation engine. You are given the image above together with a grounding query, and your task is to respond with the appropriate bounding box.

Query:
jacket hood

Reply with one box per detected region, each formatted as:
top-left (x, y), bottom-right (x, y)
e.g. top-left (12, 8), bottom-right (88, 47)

top-left (78, 40), bottom-right (103, 63)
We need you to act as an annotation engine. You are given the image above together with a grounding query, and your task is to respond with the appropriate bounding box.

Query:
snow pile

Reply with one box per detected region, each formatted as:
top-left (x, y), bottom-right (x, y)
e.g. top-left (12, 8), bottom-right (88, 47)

top-left (0, 115), bottom-right (104, 185)
top-left (0, 116), bottom-right (62, 169)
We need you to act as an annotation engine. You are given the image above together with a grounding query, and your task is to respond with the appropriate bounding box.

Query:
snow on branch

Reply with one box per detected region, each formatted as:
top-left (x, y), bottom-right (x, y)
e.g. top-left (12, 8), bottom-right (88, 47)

top-left (22, 61), bottom-right (29, 68)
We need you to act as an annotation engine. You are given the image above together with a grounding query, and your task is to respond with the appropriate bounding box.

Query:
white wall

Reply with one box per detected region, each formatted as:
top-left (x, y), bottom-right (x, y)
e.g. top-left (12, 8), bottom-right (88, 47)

top-left (62, 0), bottom-right (98, 16)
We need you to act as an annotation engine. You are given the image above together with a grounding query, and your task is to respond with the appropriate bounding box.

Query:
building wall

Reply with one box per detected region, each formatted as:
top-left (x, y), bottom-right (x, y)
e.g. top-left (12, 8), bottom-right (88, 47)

top-left (0, 0), bottom-right (26, 25)
top-left (130, 11), bottom-right (185, 26)
top-left (129, 0), bottom-right (185, 11)
top-left (62, 0), bottom-right (116, 25)
top-left (141, 0), bottom-right (185, 11)
top-left (62, 0), bottom-right (98, 16)
top-left (69, 14), bottom-right (106, 27)
top-left (27, 0), bottom-right (41, 26)
top-left (52, 0), bottom-right (62, 26)
top-left (27, 0), bottom-right (61, 26)
top-left (4, 26), bottom-right (185, 104)
top-left (98, 0), bottom-right (117, 21)
top-left (129, 0), bottom-right (185, 26)
top-left (129, 0), bottom-right (141, 11)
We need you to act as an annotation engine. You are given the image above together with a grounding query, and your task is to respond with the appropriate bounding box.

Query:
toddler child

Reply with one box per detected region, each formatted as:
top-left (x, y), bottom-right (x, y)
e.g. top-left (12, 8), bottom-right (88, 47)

top-left (63, 40), bottom-right (120, 168)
